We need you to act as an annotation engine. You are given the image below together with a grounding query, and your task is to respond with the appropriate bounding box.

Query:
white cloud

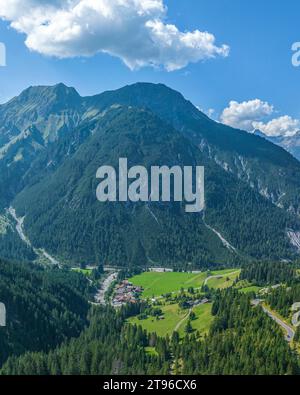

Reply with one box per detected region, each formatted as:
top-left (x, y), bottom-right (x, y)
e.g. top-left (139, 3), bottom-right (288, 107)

top-left (206, 108), bottom-right (215, 118)
top-left (253, 116), bottom-right (300, 137)
top-left (0, 0), bottom-right (229, 71)
top-left (221, 99), bottom-right (300, 137)
top-left (197, 106), bottom-right (215, 119)
top-left (220, 99), bottom-right (274, 131)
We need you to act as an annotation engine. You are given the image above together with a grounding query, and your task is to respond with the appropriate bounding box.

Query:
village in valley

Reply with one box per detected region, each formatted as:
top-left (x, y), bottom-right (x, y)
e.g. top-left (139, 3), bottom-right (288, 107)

top-left (112, 280), bottom-right (143, 308)
top-left (74, 264), bottom-right (300, 343)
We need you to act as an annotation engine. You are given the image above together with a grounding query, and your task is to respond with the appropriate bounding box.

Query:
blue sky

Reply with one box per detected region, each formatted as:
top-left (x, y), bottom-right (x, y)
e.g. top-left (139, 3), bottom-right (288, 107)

top-left (0, 0), bottom-right (299, 136)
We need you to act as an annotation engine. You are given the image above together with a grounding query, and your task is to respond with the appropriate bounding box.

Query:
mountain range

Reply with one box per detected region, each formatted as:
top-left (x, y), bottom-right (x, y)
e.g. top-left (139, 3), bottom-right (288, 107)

top-left (254, 129), bottom-right (300, 162)
top-left (1, 82), bottom-right (300, 268)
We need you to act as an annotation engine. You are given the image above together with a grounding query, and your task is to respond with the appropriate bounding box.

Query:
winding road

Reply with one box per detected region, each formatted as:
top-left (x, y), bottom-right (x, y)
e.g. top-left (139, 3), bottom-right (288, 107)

top-left (262, 305), bottom-right (295, 342)
top-left (253, 300), bottom-right (295, 342)
top-left (292, 311), bottom-right (300, 327)
top-left (8, 206), bottom-right (120, 305)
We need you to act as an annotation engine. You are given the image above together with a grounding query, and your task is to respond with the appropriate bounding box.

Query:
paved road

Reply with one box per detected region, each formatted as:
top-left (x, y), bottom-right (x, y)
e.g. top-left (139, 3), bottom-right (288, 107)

top-left (94, 272), bottom-right (118, 305)
top-left (292, 311), bottom-right (300, 327)
top-left (258, 303), bottom-right (295, 342)
top-left (262, 305), bottom-right (295, 342)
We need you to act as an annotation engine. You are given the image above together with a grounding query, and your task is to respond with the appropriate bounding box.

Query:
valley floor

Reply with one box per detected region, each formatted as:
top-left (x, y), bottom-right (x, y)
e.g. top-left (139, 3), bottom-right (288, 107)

top-left (123, 269), bottom-right (240, 339)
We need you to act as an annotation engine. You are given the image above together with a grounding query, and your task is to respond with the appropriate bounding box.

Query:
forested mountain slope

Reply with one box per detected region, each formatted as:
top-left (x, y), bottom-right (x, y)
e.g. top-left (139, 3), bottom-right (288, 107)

top-left (13, 107), bottom-right (299, 267)
top-left (89, 83), bottom-right (300, 215)
top-left (0, 259), bottom-right (91, 366)
top-left (1, 83), bottom-right (300, 266)
top-left (1, 290), bottom-right (297, 375)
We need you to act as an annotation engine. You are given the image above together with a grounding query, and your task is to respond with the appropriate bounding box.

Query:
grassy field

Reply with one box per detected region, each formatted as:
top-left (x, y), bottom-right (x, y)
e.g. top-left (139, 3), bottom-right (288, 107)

top-left (211, 268), bottom-right (240, 276)
top-left (129, 269), bottom-right (239, 298)
top-left (129, 303), bottom-right (188, 337)
top-left (206, 270), bottom-right (241, 290)
top-left (128, 302), bottom-right (213, 338)
top-left (234, 279), bottom-right (261, 294)
top-left (127, 269), bottom-right (239, 338)
top-left (72, 268), bottom-right (93, 276)
top-left (190, 303), bottom-right (214, 336)
top-left (130, 272), bottom-right (207, 298)
top-left (238, 285), bottom-right (261, 294)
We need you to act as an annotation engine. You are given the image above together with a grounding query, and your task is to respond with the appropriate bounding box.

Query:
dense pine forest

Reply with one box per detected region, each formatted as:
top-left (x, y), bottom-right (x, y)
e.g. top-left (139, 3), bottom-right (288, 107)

top-left (0, 304), bottom-right (170, 375)
top-left (0, 218), bottom-right (37, 262)
top-left (179, 289), bottom-right (298, 375)
top-left (1, 288), bottom-right (298, 375)
top-left (267, 283), bottom-right (300, 318)
top-left (239, 261), bottom-right (297, 286)
top-left (0, 259), bottom-right (93, 367)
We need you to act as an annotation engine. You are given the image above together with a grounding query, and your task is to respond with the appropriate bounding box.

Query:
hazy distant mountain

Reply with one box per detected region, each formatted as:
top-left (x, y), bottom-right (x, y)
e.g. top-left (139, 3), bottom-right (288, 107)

top-left (254, 129), bottom-right (300, 162)
top-left (1, 83), bottom-right (300, 267)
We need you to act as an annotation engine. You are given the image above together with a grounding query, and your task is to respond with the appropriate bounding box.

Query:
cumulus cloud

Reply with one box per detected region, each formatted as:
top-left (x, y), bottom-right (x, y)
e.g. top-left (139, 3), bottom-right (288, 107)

top-left (221, 99), bottom-right (300, 137)
top-left (253, 116), bottom-right (300, 137)
top-left (197, 106), bottom-right (216, 119)
top-left (220, 99), bottom-right (274, 131)
top-left (0, 0), bottom-right (229, 71)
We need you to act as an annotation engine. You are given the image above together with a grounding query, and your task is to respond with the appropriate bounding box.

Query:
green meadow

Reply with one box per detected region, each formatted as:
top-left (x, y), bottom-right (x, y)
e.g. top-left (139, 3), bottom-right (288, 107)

top-left (190, 303), bottom-right (214, 336)
top-left (129, 271), bottom-right (207, 298)
top-left (129, 269), bottom-right (240, 298)
top-left (205, 270), bottom-right (241, 289)
top-left (128, 302), bottom-right (214, 338)
top-left (72, 268), bottom-right (93, 276)
top-left (129, 303), bottom-right (187, 337)
top-left (128, 269), bottom-right (241, 339)
top-left (238, 285), bottom-right (261, 294)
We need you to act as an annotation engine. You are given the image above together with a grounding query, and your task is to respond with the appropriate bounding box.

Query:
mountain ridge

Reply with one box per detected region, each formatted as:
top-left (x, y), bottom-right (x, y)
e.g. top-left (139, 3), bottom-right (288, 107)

top-left (1, 82), bottom-right (300, 266)
top-left (254, 128), bottom-right (300, 162)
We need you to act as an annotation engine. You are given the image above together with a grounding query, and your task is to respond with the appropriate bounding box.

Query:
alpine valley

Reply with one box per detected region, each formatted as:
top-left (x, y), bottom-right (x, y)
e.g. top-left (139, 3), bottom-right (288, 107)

top-left (1, 83), bottom-right (300, 268)
top-left (2, 83), bottom-right (300, 376)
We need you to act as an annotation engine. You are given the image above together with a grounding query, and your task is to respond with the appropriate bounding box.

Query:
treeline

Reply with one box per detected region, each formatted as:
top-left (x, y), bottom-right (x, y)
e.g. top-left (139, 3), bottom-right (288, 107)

top-left (1, 289), bottom-right (298, 375)
top-left (0, 259), bottom-right (93, 366)
top-left (239, 261), bottom-right (297, 286)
